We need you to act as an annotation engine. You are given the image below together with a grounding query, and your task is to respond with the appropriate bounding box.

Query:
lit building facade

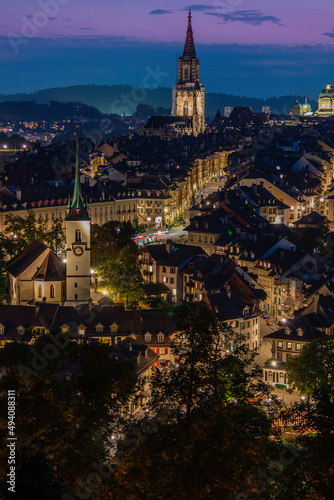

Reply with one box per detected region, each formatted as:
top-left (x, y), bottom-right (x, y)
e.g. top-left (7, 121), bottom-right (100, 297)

top-left (172, 10), bottom-right (205, 136)
top-left (314, 83), bottom-right (334, 117)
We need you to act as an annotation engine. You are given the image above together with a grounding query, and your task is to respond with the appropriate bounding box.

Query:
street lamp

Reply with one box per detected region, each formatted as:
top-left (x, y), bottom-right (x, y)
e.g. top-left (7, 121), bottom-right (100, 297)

top-left (272, 361), bottom-right (277, 367)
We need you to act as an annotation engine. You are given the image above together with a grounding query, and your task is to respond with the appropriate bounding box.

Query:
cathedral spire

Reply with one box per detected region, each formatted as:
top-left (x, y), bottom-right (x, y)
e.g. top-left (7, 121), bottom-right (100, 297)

top-left (183, 9), bottom-right (196, 58)
top-left (66, 126), bottom-right (90, 220)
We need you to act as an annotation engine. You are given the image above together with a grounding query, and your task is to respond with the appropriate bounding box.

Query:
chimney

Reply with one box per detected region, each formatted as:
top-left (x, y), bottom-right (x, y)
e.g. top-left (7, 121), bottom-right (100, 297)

top-left (54, 179), bottom-right (59, 188)
top-left (285, 327), bottom-right (290, 335)
top-left (145, 348), bottom-right (148, 358)
top-left (16, 187), bottom-right (21, 201)
top-left (166, 239), bottom-right (172, 254)
top-left (252, 184), bottom-right (257, 194)
top-left (128, 342), bottom-right (132, 351)
top-left (124, 172), bottom-right (128, 187)
top-left (35, 303), bottom-right (40, 316)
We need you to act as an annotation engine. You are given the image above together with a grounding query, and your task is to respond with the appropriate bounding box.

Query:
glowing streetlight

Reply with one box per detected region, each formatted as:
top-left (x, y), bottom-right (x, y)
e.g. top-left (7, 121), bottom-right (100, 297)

top-left (90, 269), bottom-right (95, 274)
top-left (102, 290), bottom-right (108, 296)
top-left (272, 361), bottom-right (277, 367)
top-left (62, 258), bottom-right (67, 263)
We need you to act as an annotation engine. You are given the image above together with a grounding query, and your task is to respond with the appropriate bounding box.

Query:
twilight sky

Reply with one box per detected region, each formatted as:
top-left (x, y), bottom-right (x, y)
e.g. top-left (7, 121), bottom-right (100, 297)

top-left (1, 0), bottom-right (334, 97)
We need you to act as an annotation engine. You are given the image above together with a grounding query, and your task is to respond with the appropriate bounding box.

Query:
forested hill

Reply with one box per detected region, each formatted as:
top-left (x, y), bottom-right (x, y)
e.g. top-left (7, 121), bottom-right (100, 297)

top-left (0, 100), bottom-right (103, 121)
top-left (0, 85), bottom-right (317, 117)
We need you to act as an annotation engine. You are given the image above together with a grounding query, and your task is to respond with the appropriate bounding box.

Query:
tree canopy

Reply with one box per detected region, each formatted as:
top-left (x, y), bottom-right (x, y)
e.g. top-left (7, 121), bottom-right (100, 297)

top-left (2, 210), bottom-right (65, 255)
top-left (0, 334), bottom-right (135, 498)
top-left (112, 305), bottom-right (276, 499)
top-left (287, 336), bottom-right (334, 399)
top-left (91, 221), bottom-right (145, 305)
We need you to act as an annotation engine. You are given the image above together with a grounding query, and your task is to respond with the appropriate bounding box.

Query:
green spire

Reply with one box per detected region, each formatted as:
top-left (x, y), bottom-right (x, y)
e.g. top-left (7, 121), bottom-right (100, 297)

top-left (66, 126), bottom-right (90, 221)
top-left (73, 126), bottom-right (83, 203)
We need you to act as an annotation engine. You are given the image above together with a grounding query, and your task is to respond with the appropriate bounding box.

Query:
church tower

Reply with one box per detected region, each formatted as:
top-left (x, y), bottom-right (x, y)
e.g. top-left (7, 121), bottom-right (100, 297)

top-left (172, 10), bottom-right (205, 136)
top-left (65, 128), bottom-right (91, 304)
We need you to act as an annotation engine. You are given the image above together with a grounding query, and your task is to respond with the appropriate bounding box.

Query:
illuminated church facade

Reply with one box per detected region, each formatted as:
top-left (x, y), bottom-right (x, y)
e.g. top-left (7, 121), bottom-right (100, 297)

top-left (171, 10), bottom-right (205, 136)
top-left (314, 83), bottom-right (334, 117)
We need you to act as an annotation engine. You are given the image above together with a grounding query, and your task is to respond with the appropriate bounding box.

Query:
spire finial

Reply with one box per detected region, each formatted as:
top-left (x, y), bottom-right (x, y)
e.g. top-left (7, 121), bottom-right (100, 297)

top-left (183, 9), bottom-right (196, 58)
top-left (73, 124), bottom-right (83, 203)
top-left (65, 124), bottom-right (90, 220)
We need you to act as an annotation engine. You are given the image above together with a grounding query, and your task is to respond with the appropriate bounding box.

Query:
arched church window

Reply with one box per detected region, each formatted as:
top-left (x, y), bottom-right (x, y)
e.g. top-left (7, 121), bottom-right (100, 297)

top-left (38, 285), bottom-right (42, 299)
top-left (184, 99), bottom-right (188, 116)
top-left (75, 228), bottom-right (81, 242)
top-left (50, 284), bottom-right (55, 298)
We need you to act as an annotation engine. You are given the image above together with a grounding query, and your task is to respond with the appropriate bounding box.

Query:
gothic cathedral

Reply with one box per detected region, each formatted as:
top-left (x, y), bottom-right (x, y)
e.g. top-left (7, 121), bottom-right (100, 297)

top-left (172, 10), bottom-right (205, 136)
top-left (65, 128), bottom-right (91, 304)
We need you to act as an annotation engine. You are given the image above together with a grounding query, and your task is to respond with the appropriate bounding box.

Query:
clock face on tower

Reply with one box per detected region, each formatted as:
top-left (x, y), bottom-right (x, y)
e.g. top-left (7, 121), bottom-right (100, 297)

top-left (73, 245), bottom-right (84, 257)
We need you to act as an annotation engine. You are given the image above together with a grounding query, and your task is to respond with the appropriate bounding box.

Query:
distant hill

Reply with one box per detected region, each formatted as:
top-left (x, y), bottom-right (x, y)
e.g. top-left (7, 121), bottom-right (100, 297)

top-left (0, 85), bottom-right (318, 117)
top-left (0, 100), bottom-right (103, 121)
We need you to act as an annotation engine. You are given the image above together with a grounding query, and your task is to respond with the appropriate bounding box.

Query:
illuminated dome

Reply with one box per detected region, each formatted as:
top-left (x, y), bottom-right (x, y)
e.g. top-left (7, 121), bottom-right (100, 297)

top-left (290, 99), bottom-right (302, 115)
top-left (315, 82), bottom-right (334, 116)
top-left (301, 98), bottom-right (312, 114)
top-left (319, 82), bottom-right (334, 98)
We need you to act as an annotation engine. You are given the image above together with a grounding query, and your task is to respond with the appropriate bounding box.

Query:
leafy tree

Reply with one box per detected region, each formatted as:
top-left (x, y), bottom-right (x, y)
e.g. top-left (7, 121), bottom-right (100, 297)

top-left (112, 305), bottom-right (276, 499)
top-left (0, 334), bottom-right (135, 497)
top-left (265, 337), bottom-right (334, 499)
top-left (99, 244), bottom-right (144, 305)
top-left (2, 210), bottom-right (65, 255)
top-left (91, 221), bottom-right (145, 305)
top-left (288, 224), bottom-right (329, 253)
top-left (286, 337), bottom-right (334, 399)
top-left (0, 244), bottom-right (7, 303)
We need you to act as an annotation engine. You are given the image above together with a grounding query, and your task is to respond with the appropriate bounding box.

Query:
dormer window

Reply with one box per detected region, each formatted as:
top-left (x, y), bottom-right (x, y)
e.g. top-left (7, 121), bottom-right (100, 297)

top-left (110, 323), bottom-right (119, 333)
top-left (157, 332), bottom-right (164, 343)
top-left (144, 332), bottom-right (152, 343)
top-left (0, 324), bottom-right (4, 334)
top-left (243, 307), bottom-right (250, 316)
top-left (17, 326), bottom-right (25, 335)
top-left (96, 324), bottom-right (104, 333)
top-left (78, 329), bottom-right (85, 336)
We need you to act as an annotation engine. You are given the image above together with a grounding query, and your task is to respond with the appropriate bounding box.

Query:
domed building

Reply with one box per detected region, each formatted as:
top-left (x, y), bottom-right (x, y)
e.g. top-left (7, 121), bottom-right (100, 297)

top-left (290, 99), bottom-right (302, 116)
top-left (314, 83), bottom-right (334, 117)
top-left (301, 98), bottom-right (312, 116)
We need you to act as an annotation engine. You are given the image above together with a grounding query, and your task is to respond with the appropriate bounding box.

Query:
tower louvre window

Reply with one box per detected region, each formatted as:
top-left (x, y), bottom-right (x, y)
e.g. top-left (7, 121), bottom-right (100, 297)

top-left (75, 228), bottom-right (81, 242)
top-left (50, 284), bottom-right (55, 298)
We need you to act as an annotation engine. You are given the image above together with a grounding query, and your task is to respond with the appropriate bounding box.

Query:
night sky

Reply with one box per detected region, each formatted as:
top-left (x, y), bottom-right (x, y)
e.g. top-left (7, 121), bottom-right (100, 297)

top-left (1, 0), bottom-right (334, 97)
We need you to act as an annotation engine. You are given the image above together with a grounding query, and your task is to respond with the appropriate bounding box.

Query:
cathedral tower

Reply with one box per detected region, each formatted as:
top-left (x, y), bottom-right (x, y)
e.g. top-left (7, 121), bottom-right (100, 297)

top-left (172, 10), bottom-right (205, 136)
top-left (65, 129), bottom-right (91, 304)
